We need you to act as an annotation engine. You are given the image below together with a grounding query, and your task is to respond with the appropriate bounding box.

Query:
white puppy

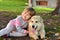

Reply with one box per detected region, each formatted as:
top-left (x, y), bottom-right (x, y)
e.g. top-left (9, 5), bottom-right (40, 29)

top-left (28, 15), bottom-right (45, 40)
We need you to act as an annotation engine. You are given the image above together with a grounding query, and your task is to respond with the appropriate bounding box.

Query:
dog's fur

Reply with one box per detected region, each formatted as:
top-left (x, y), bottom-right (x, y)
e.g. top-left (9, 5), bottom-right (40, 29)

top-left (28, 15), bottom-right (45, 40)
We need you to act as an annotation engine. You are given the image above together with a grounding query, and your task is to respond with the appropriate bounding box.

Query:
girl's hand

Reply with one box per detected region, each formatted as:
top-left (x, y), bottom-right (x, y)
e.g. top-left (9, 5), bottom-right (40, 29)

top-left (26, 30), bottom-right (29, 33)
top-left (24, 30), bottom-right (29, 34)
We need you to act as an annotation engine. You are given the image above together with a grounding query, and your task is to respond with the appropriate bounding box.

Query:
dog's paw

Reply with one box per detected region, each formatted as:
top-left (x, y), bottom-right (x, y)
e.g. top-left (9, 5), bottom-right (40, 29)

top-left (41, 38), bottom-right (47, 40)
top-left (34, 36), bottom-right (39, 40)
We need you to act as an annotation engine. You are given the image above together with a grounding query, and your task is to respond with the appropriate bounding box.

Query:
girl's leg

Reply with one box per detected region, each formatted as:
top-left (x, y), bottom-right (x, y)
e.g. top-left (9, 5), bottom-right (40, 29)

top-left (9, 31), bottom-right (27, 37)
top-left (0, 21), bottom-right (14, 36)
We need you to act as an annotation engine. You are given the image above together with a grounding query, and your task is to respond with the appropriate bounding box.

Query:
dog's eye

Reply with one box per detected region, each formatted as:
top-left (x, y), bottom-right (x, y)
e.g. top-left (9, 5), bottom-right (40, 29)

top-left (31, 21), bottom-right (33, 23)
top-left (35, 21), bottom-right (38, 23)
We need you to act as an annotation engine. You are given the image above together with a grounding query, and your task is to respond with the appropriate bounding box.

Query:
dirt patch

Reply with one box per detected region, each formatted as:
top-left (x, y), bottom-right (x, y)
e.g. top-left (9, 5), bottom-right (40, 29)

top-left (0, 11), bottom-right (16, 29)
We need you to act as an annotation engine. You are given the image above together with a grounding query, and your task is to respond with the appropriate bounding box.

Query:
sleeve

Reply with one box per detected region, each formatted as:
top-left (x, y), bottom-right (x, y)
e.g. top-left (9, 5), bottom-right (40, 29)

top-left (15, 16), bottom-right (28, 34)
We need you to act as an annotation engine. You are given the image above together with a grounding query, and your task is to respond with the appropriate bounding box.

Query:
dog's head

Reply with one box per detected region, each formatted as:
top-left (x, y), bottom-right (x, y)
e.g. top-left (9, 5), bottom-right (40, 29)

top-left (29, 15), bottom-right (43, 31)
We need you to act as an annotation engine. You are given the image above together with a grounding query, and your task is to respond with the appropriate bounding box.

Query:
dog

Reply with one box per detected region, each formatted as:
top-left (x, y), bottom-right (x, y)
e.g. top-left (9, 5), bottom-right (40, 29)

top-left (28, 15), bottom-right (45, 40)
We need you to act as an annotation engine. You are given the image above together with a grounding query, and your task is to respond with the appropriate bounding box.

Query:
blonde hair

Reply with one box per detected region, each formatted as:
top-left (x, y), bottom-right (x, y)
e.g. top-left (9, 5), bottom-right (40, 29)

top-left (22, 7), bottom-right (36, 16)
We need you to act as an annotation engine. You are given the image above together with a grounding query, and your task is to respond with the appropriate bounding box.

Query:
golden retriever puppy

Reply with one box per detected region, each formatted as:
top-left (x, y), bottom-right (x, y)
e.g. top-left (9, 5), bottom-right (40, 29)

top-left (28, 15), bottom-right (45, 40)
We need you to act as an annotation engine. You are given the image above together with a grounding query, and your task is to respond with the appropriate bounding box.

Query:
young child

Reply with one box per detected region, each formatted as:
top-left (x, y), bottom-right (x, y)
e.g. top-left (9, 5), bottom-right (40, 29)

top-left (0, 7), bottom-right (36, 37)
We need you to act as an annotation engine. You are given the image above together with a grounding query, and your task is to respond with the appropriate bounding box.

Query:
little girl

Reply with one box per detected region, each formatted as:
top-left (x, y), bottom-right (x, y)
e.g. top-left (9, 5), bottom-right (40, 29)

top-left (0, 7), bottom-right (36, 37)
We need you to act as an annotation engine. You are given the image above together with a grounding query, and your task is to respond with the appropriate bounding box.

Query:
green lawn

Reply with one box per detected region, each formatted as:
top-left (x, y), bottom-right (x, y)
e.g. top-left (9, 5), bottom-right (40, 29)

top-left (34, 7), bottom-right (55, 13)
top-left (0, 0), bottom-right (55, 14)
top-left (0, 0), bottom-right (28, 13)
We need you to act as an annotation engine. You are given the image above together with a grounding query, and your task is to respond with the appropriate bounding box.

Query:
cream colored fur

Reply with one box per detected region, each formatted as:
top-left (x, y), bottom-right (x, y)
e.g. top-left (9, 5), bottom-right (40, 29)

top-left (28, 15), bottom-right (45, 40)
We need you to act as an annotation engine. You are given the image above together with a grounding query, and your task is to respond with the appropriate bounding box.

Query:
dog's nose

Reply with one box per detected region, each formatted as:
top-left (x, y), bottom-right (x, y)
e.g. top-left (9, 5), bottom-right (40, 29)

top-left (32, 25), bottom-right (35, 28)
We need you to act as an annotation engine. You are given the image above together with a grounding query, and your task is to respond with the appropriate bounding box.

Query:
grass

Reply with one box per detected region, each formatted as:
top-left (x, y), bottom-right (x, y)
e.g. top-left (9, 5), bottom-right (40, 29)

top-left (0, 0), bottom-right (55, 14)
top-left (34, 7), bottom-right (55, 13)
top-left (0, 0), bottom-right (28, 14)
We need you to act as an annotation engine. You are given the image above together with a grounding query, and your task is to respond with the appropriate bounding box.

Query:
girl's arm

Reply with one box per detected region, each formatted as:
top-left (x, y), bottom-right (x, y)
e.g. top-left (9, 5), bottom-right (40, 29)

top-left (15, 26), bottom-right (28, 34)
top-left (15, 16), bottom-right (28, 34)
top-left (15, 20), bottom-right (28, 34)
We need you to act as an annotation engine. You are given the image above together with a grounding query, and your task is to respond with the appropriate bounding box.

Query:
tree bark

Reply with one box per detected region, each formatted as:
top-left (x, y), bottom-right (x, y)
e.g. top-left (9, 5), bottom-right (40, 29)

top-left (29, 0), bottom-right (33, 7)
top-left (51, 0), bottom-right (60, 15)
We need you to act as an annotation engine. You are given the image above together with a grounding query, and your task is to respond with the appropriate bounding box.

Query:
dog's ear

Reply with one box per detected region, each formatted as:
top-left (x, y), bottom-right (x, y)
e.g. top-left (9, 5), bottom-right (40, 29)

top-left (40, 16), bottom-right (43, 23)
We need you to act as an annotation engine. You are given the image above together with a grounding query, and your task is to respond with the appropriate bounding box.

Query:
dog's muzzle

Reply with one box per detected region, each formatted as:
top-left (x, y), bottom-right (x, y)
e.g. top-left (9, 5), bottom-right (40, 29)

top-left (32, 25), bottom-right (38, 30)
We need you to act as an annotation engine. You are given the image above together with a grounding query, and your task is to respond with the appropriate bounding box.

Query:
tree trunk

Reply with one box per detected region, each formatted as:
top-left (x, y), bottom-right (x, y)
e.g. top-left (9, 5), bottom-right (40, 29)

top-left (29, 0), bottom-right (36, 7)
top-left (51, 0), bottom-right (60, 15)
top-left (29, 0), bottom-right (33, 7)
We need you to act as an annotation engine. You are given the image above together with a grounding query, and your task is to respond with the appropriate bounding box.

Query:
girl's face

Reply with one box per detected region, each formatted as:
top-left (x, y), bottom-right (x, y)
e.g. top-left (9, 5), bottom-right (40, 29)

top-left (22, 11), bottom-right (32, 21)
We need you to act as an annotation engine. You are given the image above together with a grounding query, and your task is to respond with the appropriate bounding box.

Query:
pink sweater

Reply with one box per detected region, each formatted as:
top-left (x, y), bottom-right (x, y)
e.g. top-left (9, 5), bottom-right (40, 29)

top-left (10, 16), bottom-right (28, 33)
top-left (0, 16), bottom-right (28, 36)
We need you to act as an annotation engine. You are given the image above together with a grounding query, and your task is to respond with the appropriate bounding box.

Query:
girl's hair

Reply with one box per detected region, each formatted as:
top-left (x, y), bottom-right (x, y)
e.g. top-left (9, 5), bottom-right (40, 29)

top-left (22, 7), bottom-right (36, 16)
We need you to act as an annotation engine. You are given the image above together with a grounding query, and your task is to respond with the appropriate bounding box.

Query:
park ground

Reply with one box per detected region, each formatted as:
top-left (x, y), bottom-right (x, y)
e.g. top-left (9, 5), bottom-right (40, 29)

top-left (0, 0), bottom-right (60, 40)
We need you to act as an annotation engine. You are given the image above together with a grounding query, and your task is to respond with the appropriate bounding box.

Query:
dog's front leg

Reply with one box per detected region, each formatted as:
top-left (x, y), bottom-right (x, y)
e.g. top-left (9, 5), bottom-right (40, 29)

top-left (39, 23), bottom-right (45, 39)
top-left (39, 30), bottom-right (45, 40)
top-left (29, 33), bottom-right (39, 40)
